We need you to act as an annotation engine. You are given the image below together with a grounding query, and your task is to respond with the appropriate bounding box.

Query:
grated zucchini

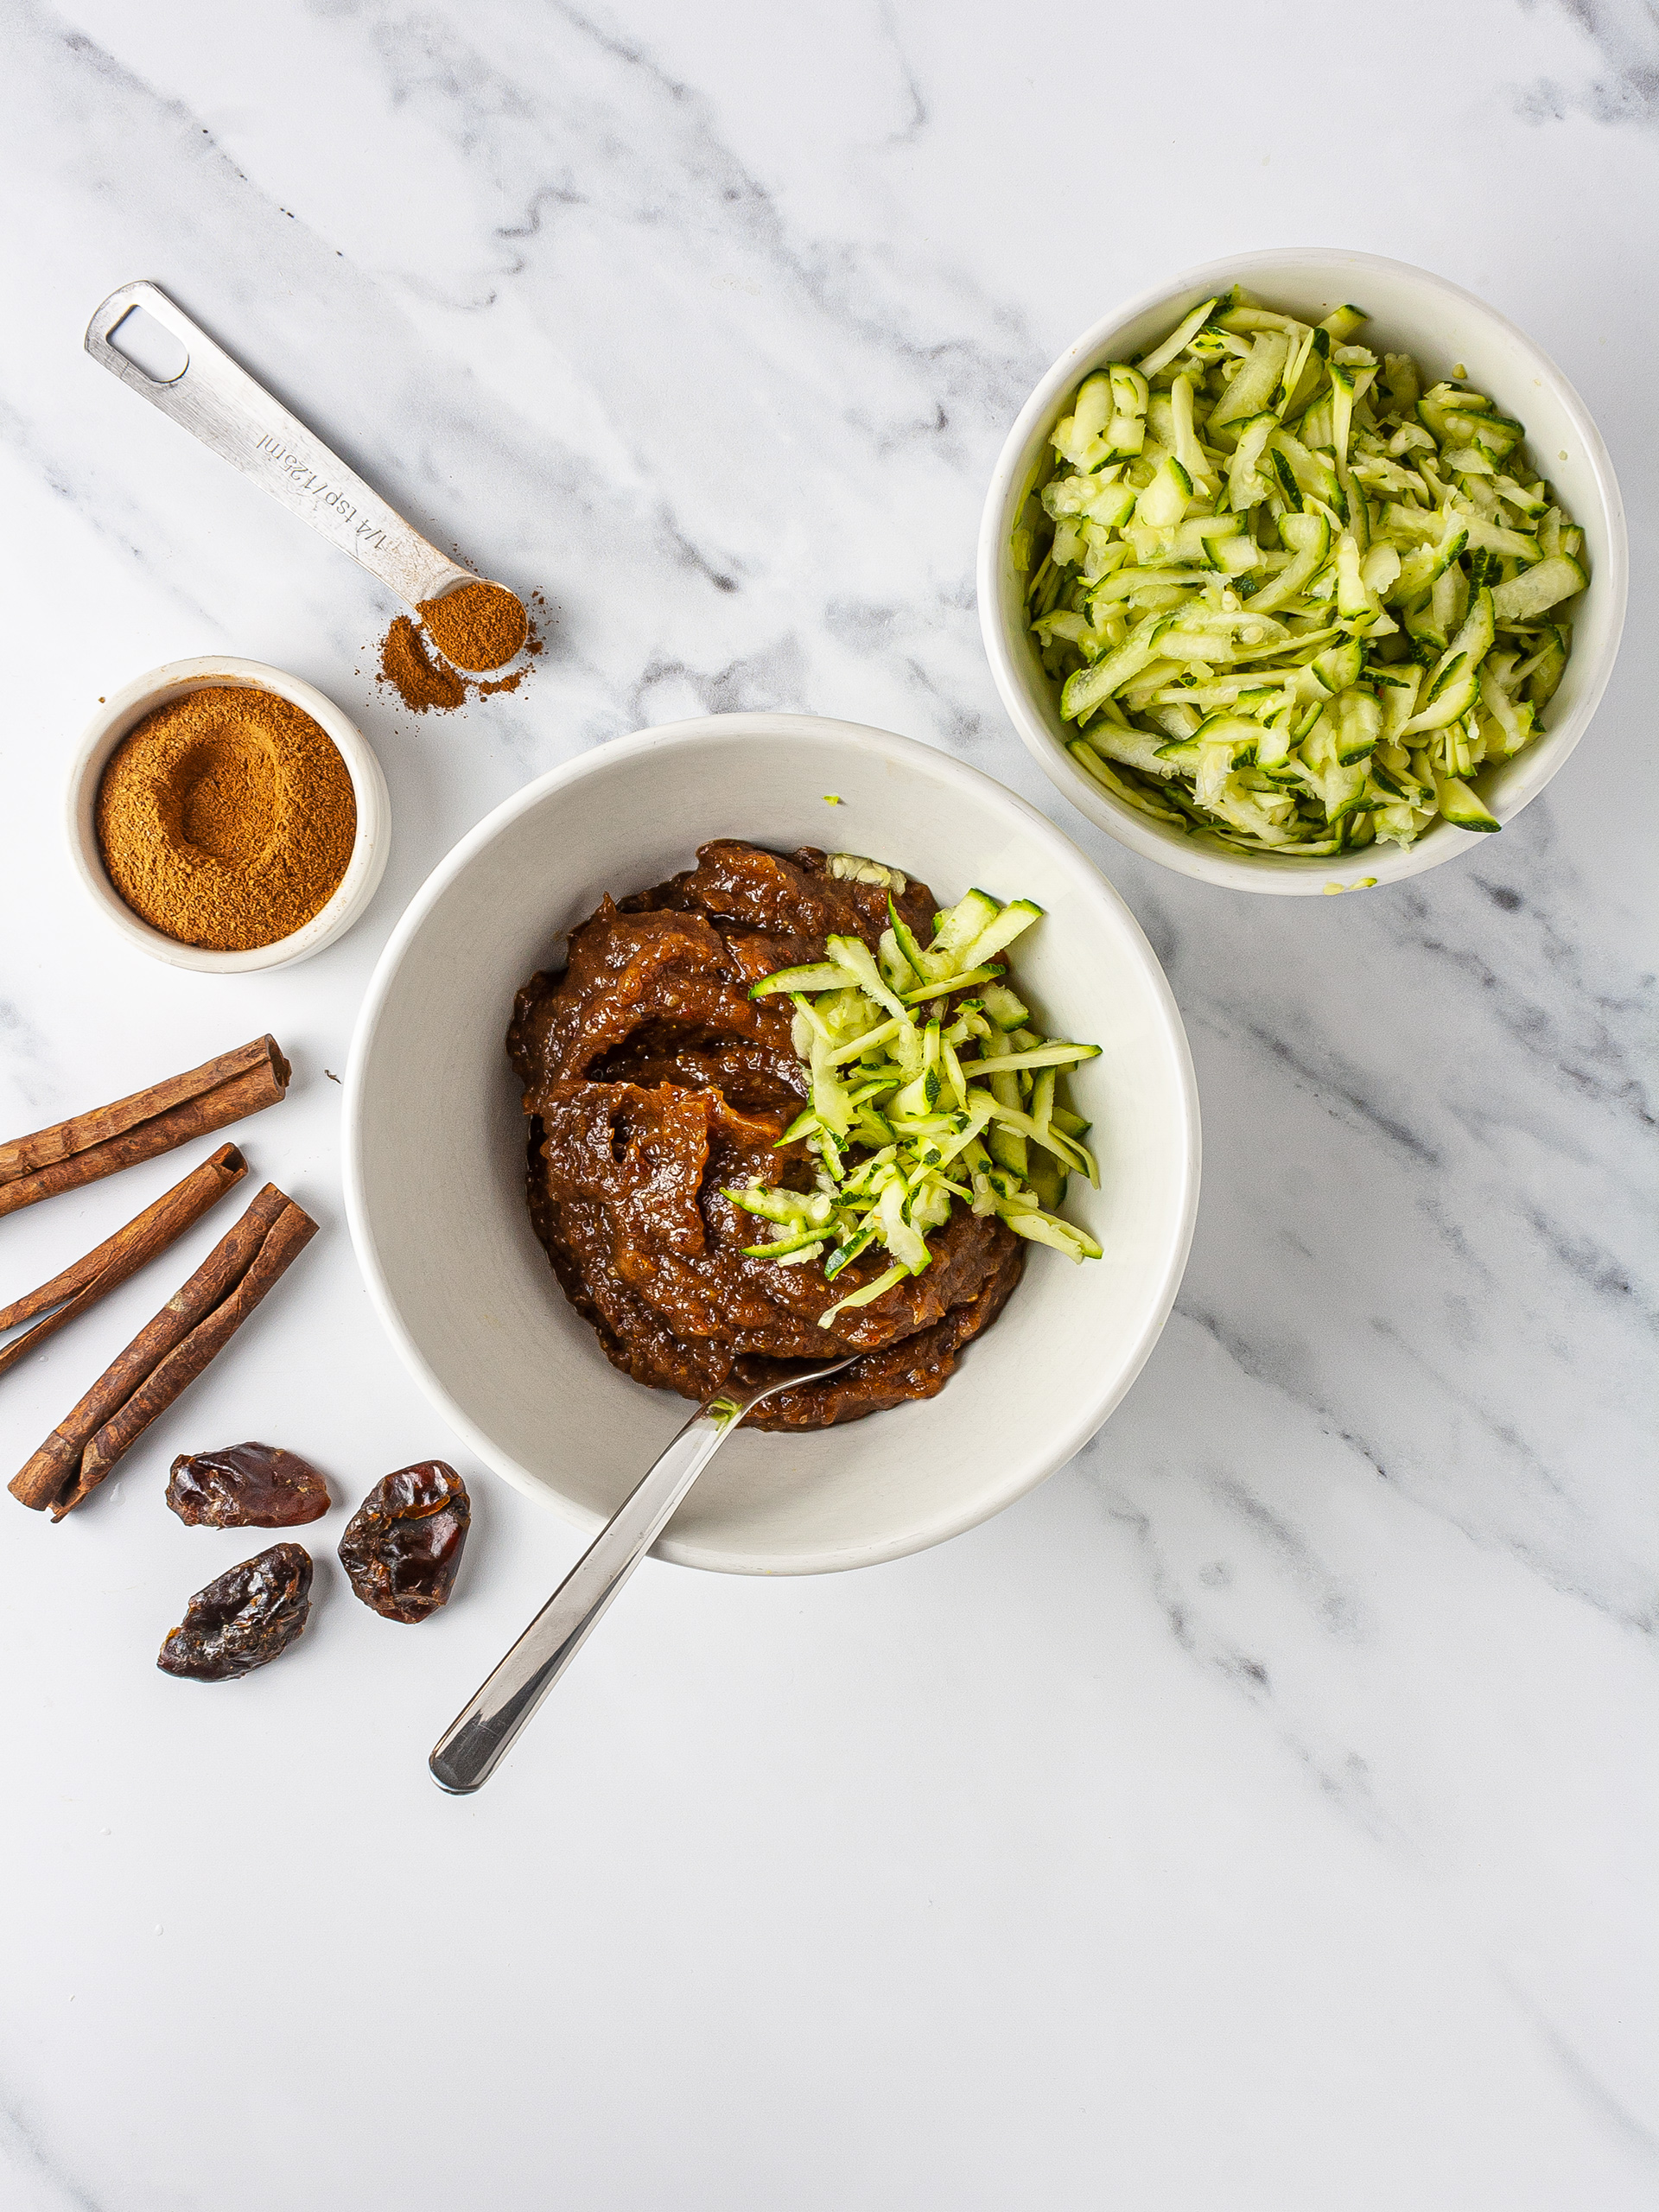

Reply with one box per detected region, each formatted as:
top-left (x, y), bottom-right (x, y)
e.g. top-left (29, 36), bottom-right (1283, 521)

top-left (1013, 285), bottom-right (1590, 853)
top-left (730, 886), bottom-right (1103, 1325)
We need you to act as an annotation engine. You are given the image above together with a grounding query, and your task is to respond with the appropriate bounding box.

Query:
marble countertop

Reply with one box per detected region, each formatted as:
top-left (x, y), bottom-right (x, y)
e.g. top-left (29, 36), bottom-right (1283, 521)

top-left (2, 2), bottom-right (1654, 2204)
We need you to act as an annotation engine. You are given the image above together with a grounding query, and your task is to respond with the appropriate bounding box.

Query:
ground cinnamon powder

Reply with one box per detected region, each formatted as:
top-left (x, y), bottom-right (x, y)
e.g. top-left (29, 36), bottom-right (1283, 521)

top-left (379, 617), bottom-right (467, 712)
top-left (376, 586), bottom-right (545, 713)
top-left (97, 687), bottom-right (356, 952)
top-left (416, 580), bottom-right (527, 671)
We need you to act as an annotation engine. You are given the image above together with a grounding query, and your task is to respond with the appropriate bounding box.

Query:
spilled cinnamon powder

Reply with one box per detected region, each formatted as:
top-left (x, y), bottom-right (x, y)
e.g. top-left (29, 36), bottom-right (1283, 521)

top-left (380, 618), bottom-right (467, 712)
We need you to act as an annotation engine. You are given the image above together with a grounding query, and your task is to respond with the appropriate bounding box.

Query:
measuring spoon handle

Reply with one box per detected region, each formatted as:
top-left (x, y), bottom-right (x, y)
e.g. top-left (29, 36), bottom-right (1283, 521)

top-left (85, 280), bottom-right (472, 609)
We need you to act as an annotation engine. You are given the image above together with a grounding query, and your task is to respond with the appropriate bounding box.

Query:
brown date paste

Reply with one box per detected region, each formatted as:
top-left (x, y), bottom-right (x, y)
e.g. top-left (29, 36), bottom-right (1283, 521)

top-left (507, 841), bottom-right (1023, 1429)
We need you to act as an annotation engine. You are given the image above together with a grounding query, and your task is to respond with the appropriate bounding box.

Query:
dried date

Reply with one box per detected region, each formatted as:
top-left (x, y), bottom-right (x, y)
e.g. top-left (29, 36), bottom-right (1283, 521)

top-left (156, 1543), bottom-right (313, 1681)
top-left (339, 1461), bottom-right (469, 1624)
top-left (165, 1441), bottom-right (330, 1528)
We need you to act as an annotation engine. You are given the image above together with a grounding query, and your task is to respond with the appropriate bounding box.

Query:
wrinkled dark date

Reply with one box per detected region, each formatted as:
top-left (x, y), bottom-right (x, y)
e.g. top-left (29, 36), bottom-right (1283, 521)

top-left (339, 1462), bottom-right (470, 1624)
top-left (156, 1543), bottom-right (314, 1681)
top-left (165, 1442), bottom-right (330, 1528)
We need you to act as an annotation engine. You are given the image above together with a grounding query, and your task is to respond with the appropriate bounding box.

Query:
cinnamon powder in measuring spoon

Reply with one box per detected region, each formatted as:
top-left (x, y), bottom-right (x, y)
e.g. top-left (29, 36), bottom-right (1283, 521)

top-left (417, 581), bottom-right (527, 671)
top-left (377, 582), bottom-right (540, 713)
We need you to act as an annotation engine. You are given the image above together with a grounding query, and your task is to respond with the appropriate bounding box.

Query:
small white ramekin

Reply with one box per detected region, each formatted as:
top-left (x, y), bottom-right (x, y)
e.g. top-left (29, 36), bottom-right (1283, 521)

top-left (977, 248), bottom-right (1629, 895)
top-left (67, 656), bottom-right (391, 970)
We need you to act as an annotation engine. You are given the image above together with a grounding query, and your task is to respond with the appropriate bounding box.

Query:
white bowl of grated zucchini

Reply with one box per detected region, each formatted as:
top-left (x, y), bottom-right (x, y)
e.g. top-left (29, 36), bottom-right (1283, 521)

top-left (345, 714), bottom-right (1199, 1576)
top-left (978, 249), bottom-right (1628, 893)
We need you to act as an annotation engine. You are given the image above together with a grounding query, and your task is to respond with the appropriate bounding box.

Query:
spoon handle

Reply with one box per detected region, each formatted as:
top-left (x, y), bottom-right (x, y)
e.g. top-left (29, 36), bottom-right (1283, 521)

top-left (428, 1397), bottom-right (745, 1795)
top-left (85, 280), bottom-right (473, 609)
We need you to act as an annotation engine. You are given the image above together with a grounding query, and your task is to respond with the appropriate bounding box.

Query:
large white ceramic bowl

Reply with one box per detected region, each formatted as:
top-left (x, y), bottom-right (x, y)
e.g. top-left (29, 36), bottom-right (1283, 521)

top-left (67, 656), bottom-right (390, 970)
top-left (344, 714), bottom-right (1199, 1575)
top-left (978, 247), bottom-right (1629, 895)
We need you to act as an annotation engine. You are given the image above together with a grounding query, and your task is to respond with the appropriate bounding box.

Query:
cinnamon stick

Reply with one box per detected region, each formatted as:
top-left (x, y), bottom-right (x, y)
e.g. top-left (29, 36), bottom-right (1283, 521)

top-left (9, 1182), bottom-right (287, 1514)
top-left (9, 1183), bottom-right (316, 1519)
top-left (69, 1201), bottom-right (317, 1511)
top-left (0, 1038), bottom-right (289, 1218)
top-left (0, 1145), bottom-right (246, 1382)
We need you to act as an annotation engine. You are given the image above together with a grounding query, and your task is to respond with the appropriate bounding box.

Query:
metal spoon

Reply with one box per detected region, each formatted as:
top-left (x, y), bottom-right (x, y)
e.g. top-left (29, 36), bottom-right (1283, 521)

top-left (429, 1357), bottom-right (855, 1794)
top-left (84, 279), bottom-right (518, 671)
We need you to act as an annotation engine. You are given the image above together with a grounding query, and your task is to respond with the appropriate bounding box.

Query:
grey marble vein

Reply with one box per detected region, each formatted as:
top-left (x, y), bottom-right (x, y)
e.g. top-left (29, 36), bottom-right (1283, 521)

top-left (0, 2094), bottom-right (109, 2212)
top-left (1515, 0), bottom-right (1659, 128)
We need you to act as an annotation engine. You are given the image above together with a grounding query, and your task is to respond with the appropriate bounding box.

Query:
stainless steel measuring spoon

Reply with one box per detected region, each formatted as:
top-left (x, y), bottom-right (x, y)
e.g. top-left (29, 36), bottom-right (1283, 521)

top-left (85, 280), bottom-right (518, 671)
top-left (429, 1356), bottom-right (856, 1794)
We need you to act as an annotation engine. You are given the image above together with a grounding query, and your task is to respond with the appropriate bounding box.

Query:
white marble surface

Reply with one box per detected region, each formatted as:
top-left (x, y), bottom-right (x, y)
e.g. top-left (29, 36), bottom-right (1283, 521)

top-left (1, 1), bottom-right (1655, 2203)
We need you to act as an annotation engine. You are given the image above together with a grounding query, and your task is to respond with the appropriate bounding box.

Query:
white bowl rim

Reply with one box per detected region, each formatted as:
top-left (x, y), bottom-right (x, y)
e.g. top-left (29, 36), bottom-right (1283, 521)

top-left (64, 654), bottom-right (391, 972)
top-left (977, 245), bottom-right (1630, 896)
top-left (342, 710), bottom-right (1202, 1574)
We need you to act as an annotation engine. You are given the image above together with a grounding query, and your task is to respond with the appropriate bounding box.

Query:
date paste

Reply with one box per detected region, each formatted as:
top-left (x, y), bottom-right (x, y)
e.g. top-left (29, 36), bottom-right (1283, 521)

top-left (507, 842), bottom-right (1022, 1429)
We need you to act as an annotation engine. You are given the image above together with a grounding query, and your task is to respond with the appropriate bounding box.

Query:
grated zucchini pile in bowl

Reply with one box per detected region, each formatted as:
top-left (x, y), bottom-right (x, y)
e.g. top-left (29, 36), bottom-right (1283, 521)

top-left (1012, 286), bottom-right (1588, 857)
top-left (730, 865), bottom-right (1103, 1316)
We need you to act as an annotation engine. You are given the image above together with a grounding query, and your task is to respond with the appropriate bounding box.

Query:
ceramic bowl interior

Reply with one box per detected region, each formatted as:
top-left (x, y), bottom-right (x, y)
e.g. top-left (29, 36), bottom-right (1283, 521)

top-left (66, 656), bottom-right (390, 971)
top-left (977, 247), bottom-right (1629, 895)
top-left (344, 714), bottom-right (1199, 1575)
